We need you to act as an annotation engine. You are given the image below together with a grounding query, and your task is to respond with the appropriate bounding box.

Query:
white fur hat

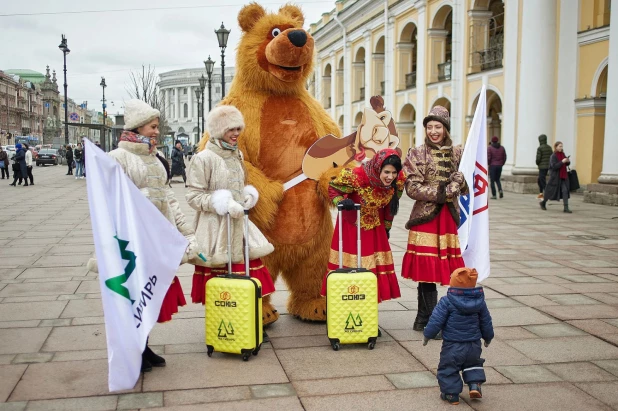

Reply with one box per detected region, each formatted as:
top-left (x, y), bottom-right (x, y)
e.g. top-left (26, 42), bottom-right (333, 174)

top-left (123, 99), bottom-right (160, 131)
top-left (207, 105), bottom-right (245, 139)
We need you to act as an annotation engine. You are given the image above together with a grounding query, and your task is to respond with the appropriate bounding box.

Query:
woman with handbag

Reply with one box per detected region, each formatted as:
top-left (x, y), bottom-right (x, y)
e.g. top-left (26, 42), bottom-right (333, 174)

top-left (65, 145), bottom-right (74, 175)
top-left (540, 141), bottom-right (572, 213)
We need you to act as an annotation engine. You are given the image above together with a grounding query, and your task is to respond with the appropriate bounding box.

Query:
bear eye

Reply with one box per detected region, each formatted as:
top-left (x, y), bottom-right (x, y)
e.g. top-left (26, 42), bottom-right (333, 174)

top-left (271, 28), bottom-right (281, 37)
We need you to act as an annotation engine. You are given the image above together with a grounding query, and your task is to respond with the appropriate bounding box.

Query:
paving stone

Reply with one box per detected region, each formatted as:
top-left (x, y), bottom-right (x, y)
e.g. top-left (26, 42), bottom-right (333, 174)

top-left (500, 276), bottom-right (546, 284)
top-left (0, 355), bottom-right (15, 365)
top-left (0, 365), bottom-right (27, 402)
top-left (1, 295), bottom-right (58, 303)
top-left (0, 320), bottom-right (42, 329)
top-left (0, 402), bottom-right (27, 411)
top-left (0, 281), bottom-right (80, 297)
top-left (506, 336), bottom-right (618, 363)
top-left (0, 269), bottom-right (23, 281)
top-left (39, 318), bottom-right (72, 327)
top-left (383, 329), bottom-right (424, 341)
top-left (42, 324), bottom-right (107, 352)
top-left (71, 316), bottom-right (105, 325)
top-left (575, 381), bottom-right (618, 408)
top-left (164, 387), bottom-right (252, 406)
top-left (567, 319), bottom-right (618, 335)
top-left (117, 393), bottom-right (163, 410)
top-left (486, 283), bottom-right (577, 296)
top-left (494, 365), bottom-right (562, 383)
top-left (250, 383), bottom-right (296, 399)
top-left (485, 298), bottom-right (524, 308)
top-left (151, 396), bottom-right (304, 411)
top-left (163, 343), bottom-right (208, 354)
top-left (545, 362), bottom-right (617, 382)
top-left (494, 327), bottom-right (540, 340)
top-left (74, 280), bottom-right (100, 294)
top-left (385, 370), bottom-right (438, 389)
top-left (520, 261), bottom-right (562, 268)
top-left (0, 327), bottom-right (51, 354)
top-left (26, 396), bottom-right (118, 411)
top-left (292, 375), bottom-right (395, 397)
top-left (57, 293), bottom-right (87, 301)
top-left (537, 304), bottom-right (618, 320)
top-left (458, 382), bottom-right (611, 411)
top-left (489, 307), bottom-right (558, 327)
top-left (558, 275), bottom-right (610, 283)
top-left (593, 360), bottom-right (618, 377)
top-left (12, 353), bottom-right (54, 364)
top-left (0, 301), bottom-right (67, 322)
top-left (547, 293), bottom-right (608, 305)
top-left (148, 318), bottom-right (205, 346)
top-left (524, 323), bottom-right (588, 338)
top-left (269, 335), bottom-right (331, 349)
top-left (48, 245), bottom-right (95, 255)
top-left (561, 282), bottom-right (618, 293)
top-left (512, 295), bottom-right (560, 307)
top-left (32, 255), bottom-right (88, 267)
top-left (59, 298), bottom-right (103, 318)
top-left (256, 314), bottom-right (325, 338)
top-left (586, 293), bottom-right (618, 305)
top-left (50, 349), bottom-right (108, 362)
top-left (572, 260), bottom-right (618, 268)
top-left (142, 352), bottom-right (288, 392)
top-left (300, 387), bottom-right (473, 411)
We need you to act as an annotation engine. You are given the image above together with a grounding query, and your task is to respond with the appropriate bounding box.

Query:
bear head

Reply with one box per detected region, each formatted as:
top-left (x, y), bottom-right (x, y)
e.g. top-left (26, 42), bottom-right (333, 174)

top-left (236, 3), bottom-right (314, 93)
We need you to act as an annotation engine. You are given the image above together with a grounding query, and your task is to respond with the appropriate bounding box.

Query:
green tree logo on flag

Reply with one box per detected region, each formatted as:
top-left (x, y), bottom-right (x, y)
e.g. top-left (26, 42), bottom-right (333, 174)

top-left (218, 320), bottom-right (235, 337)
top-left (105, 236), bottom-right (137, 304)
top-left (345, 313), bottom-right (363, 330)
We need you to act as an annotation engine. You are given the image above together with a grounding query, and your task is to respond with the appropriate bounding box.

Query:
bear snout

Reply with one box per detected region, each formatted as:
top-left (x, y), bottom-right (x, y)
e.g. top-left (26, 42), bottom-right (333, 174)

top-left (288, 30), bottom-right (307, 47)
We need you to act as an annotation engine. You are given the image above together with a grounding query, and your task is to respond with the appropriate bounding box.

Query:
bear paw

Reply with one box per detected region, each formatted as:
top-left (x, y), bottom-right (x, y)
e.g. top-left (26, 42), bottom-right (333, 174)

top-left (288, 296), bottom-right (327, 322)
top-left (262, 300), bottom-right (280, 327)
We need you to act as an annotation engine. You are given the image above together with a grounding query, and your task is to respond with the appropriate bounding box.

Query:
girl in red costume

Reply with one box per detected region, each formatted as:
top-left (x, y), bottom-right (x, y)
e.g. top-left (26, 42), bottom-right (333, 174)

top-left (321, 148), bottom-right (405, 303)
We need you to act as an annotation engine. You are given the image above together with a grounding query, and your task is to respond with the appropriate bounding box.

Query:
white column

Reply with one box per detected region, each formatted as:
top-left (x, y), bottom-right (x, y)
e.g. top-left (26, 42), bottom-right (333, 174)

top-left (415, 0), bottom-right (427, 147)
top-left (501, 0), bottom-right (519, 172)
top-left (555, 0), bottom-right (579, 170)
top-left (599, 2), bottom-right (618, 184)
top-left (315, 56), bottom-right (322, 107)
top-left (364, 30), bottom-right (372, 105)
top-left (330, 51), bottom-right (337, 120)
top-left (512, 0), bottom-right (557, 175)
top-left (450, 0), bottom-right (465, 145)
top-left (344, 41), bottom-right (353, 134)
top-left (174, 87), bottom-right (180, 121)
top-left (386, 16), bottom-right (396, 111)
top-left (188, 85), bottom-right (193, 120)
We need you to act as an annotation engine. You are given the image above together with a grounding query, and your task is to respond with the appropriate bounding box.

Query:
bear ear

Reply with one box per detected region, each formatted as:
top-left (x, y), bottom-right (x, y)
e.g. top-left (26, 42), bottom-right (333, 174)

top-left (239, 2), bottom-right (266, 32)
top-left (279, 4), bottom-right (304, 26)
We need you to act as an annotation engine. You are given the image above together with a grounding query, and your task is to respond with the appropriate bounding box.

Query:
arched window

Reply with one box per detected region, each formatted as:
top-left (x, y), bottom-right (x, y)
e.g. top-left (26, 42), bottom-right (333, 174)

top-left (323, 64), bottom-right (332, 108)
top-left (183, 103), bottom-right (188, 118)
top-left (353, 48), bottom-right (366, 101)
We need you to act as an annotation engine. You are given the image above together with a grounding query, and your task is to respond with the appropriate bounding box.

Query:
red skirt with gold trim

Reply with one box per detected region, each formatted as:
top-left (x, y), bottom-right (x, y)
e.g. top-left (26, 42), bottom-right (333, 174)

top-left (191, 259), bottom-right (276, 305)
top-left (320, 218), bottom-right (401, 302)
top-left (401, 206), bottom-right (465, 285)
top-left (157, 276), bottom-right (186, 323)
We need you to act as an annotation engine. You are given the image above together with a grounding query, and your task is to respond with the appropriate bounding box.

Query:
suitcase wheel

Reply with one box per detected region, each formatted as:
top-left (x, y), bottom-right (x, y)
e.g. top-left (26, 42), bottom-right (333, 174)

top-left (368, 341), bottom-right (376, 350)
top-left (252, 348), bottom-right (260, 356)
top-left (207, 346), bottom-right (214, 358)
top-left (242, 353), bottom-right (250, 361)
top-left (331, 342), bottom-right (340, 351)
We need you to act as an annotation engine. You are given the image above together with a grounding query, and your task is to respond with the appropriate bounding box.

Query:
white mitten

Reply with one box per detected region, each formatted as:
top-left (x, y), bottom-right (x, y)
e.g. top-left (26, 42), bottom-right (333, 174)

top-left (242, 185), bottom-right (259, 209)
top-left (228, 199), bottom-right (245, 219)
top-left (211, 190), bottom-right (233, 216)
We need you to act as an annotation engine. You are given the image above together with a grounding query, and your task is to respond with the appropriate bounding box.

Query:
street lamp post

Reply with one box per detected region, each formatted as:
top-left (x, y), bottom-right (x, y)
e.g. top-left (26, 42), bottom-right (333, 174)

top-left (100, 77), bottom-right (107, 151)
top-left (204, 56), bottom-right (215, 112)
top-left (198, 74), bottom-right (207, 134)
top-left (194, 88), bottom-right (202, 144)
top-left (58, 34), bottom-right (70, 145)
top-left (215, 23), bottom-right (230, 99)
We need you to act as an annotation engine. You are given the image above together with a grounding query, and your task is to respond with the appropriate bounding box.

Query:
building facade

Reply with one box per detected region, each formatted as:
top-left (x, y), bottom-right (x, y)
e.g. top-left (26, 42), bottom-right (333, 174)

top-left (158, 66), bottom-right (235, 145)
top-left (309, 0), bottom-right (614, 195)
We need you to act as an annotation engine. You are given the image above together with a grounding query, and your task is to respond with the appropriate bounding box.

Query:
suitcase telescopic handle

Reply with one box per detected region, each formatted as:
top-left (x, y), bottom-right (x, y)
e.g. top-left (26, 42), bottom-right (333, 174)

top-left (226, 213), bottom-right (233, 274)
top-left (244, 209), bottom-right (250, 278)
top-left (226, 210), bottom-right (252, 278)
top-left (337, 203), bottom-right (362, 269)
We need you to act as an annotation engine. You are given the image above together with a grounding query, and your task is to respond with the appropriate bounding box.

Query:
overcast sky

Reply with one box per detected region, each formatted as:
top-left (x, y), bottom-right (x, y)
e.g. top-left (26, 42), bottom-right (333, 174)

top-left (0, 0), bottom-right (334, 116)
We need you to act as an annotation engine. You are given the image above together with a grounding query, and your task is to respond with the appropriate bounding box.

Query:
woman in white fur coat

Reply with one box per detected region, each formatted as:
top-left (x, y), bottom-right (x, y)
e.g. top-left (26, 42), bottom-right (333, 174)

top-left (88, 99), bottom-right (198, 373)
top-left (187, 105), bottom-right (276, 323)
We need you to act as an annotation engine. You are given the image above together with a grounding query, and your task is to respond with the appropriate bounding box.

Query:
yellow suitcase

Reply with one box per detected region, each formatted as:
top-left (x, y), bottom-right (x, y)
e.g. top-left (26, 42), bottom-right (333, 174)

top-left (205, 212), bottom-right (263, 361)
top-left (326, 204), bottom-right (379, 351)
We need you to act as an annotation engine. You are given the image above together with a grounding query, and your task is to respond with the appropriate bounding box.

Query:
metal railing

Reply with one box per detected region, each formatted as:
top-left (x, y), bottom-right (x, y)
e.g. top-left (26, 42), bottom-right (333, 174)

top-left (438, 62), bottom-right (452, 82)
top-left (405, 72), bottom-right (417, 89)
top-left (469, 12), bottom-right (504, 72)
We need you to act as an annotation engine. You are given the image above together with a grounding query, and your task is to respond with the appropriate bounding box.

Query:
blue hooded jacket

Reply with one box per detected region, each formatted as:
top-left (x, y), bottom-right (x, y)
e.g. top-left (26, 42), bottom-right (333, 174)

top-left (423, 287), bottom-right (494, 343)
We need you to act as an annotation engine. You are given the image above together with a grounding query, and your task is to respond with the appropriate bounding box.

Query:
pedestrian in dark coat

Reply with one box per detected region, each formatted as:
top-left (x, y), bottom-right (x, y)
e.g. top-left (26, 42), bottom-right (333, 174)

top-left (65, 145), bottom-right (74, 175)
top-left (171, 141), bottom-right (187, 187)
top-left (0, 146), bottom-right (9, 179)
top-left (487, 136), bottom-right (506, 199)
top-left (9, 144), bottom-right (28, 187)
top-left (423, 268), bottom-right (494, 405)
top-left (540, 141), bottom-right (572, 213)
top-left (536, 134), bottom-right (553, 198)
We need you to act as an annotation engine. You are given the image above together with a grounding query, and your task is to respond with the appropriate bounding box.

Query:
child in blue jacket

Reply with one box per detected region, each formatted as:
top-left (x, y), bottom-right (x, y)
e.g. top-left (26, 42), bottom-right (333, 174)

top-left (423, 267), bottom-right (494, 405)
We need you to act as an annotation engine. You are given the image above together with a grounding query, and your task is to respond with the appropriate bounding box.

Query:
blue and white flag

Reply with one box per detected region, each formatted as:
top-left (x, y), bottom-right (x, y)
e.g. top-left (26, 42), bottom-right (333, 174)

top-left (84, 139), bottom-right (187, 391)
top-left (458, 86), bottom-right (491, 282)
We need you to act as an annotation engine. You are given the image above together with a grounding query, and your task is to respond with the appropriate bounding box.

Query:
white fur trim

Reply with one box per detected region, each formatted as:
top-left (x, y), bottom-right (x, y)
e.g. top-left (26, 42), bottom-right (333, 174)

top-left (87, 258), bottom-right (99, 273)
top-left (123, 99), bottom-right (160, 130)
top-left (243, 185), bottom-right (259, 209)
top-left (207, 105), bottom-right (245, 139)
top-left (211, 190), bottom-right (233, 215)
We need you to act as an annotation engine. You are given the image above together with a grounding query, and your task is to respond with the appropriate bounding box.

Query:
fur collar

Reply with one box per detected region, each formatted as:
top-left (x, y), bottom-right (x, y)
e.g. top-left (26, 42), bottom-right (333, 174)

top-left (118, 141), bottom-right (152, 156)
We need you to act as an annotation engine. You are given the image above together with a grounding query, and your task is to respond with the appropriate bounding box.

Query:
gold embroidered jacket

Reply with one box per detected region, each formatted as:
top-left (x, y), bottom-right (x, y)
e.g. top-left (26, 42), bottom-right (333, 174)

top-left (403, 144), bottom-right (469, 228)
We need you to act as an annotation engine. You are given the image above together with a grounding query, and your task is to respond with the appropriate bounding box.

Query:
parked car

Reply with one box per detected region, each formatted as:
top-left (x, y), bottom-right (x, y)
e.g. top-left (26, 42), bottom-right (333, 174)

top-left (28, 147), bottom-right (38, 160)
top-left (36, 149), bottom-right (59, 166)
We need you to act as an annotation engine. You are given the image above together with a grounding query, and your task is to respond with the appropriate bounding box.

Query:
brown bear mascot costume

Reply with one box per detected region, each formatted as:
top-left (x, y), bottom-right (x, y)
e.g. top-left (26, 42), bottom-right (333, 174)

top-left (197, 3), bottom-right (341, 323)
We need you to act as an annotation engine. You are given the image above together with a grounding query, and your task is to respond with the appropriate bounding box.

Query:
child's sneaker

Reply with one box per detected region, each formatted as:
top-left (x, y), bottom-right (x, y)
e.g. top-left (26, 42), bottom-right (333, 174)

top-left (469, 383), bottom-right (483, 399)
top-left (440, 393), bottom-right (460, 405)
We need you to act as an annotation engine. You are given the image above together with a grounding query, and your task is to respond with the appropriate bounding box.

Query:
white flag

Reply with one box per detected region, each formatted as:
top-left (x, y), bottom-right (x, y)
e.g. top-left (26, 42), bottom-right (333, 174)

top-left (84, 139), bottom-right (188, 392)
top-left (457, 86), bottom-right (491, 282)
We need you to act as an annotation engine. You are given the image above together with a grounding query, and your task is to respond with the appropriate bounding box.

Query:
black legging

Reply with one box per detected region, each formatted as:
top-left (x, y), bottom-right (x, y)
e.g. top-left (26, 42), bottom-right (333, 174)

top-left (489, 165), bottom-right (503, 197)
top-left (419, 282), bottom-right (437, 293)
top-left (1, 165), bottom-right (8, 179)
top-left (27, 166), bottom-right (34, 184)
top-left (67, 162), bottom-right (73, 175)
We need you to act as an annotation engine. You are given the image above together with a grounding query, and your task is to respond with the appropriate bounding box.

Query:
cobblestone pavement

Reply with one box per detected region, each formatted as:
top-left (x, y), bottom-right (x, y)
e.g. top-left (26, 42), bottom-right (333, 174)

top-left (1, 164), bottom-right (618, 411)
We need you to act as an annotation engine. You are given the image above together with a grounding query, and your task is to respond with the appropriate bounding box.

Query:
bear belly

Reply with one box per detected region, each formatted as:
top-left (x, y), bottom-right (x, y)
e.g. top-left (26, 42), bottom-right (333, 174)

top-left (259, 96), bottom-right (326, 244)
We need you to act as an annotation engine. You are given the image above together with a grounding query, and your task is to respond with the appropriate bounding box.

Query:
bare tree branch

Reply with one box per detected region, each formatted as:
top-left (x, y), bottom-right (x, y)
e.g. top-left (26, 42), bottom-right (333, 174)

top-left (126, 64), bottom-right (168, 143)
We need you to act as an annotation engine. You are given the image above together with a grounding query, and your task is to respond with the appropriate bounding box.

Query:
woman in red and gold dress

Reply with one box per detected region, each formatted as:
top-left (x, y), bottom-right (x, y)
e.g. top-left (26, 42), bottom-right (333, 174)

top-left (401, 106), bottom-right (468, 332)
top-left (320, 148), bottom-right (405, 303)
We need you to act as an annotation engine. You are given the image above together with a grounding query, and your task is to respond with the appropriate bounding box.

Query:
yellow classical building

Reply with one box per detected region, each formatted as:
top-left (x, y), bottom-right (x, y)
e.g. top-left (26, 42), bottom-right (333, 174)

top-left (309, 0), bottom-right (616, 202)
